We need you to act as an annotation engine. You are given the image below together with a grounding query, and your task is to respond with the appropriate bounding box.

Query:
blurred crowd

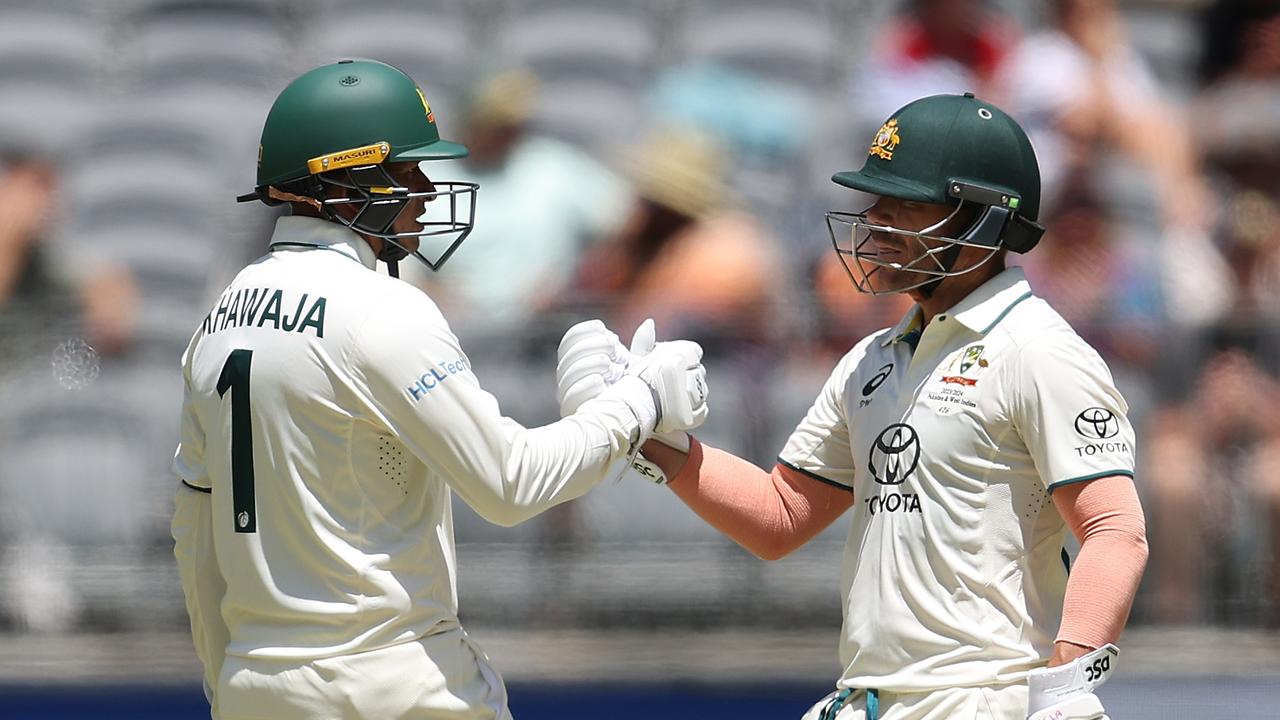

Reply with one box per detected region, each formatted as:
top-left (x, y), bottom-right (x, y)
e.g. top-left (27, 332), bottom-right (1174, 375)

top-left (1, 0), bottom-right (1279, 633)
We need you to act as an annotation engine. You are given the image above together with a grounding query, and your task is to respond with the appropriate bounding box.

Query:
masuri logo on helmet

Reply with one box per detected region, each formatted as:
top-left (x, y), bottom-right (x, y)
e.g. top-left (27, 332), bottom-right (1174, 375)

top-left (826, 93), bottom-right (1045, 297)
top-left (306, 143), bottom-right (390, 175)
top-left (238, 59), bottom-right (478, 274)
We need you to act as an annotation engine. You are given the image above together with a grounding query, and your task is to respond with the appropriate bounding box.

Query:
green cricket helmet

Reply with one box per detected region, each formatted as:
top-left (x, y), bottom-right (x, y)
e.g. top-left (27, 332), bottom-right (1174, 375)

top-left (826, 93), bottom-right (1044, 296)
top-left (239, 59), bottom-right (477, 273)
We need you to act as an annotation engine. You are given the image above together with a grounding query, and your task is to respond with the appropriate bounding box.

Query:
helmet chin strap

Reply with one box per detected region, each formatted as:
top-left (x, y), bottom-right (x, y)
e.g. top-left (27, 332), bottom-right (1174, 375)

top-left (915, 242), bottom-right (963, 299)
top-left (375, 238), bottom-right (409, 278)
top-left (914, 203), bottom-right (988, 299)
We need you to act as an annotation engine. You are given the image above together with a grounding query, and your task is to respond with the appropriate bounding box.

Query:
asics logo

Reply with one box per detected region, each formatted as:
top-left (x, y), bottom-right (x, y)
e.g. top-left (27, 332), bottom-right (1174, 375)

top-left (862, 363), bottom-right (894, 396)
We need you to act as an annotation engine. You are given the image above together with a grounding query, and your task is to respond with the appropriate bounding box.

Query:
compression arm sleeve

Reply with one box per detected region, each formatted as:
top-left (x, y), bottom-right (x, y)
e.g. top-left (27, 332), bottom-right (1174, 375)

top-left (1052, 474), bottom-right (1149, 649)
top-left (666, 438), bottom-right (854, 560)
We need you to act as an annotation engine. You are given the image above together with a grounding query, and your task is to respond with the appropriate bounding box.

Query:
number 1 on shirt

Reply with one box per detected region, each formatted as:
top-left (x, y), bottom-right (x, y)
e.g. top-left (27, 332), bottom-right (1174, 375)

top-left (217, 349), bottom-right (257, 533)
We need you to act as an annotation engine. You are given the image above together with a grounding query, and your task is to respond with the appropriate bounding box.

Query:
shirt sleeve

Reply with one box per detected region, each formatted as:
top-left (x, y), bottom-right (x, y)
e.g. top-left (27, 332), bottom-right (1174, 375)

top-left (777, 346), bottom-right (864, 490)
top-left (172, 482), bottom-right (227, 715)
top-left (349, 287), bottom-right (645, 527)
top-left (173, 350), bottom-right (209, 490)
top-left (170, 352), bottom-right (227, 713)
top-left (1009, 331), bottom-right (1137, 492)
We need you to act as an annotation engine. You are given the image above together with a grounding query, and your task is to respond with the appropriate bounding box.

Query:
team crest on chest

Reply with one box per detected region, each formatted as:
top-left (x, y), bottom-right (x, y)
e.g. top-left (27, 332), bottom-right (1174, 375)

top-left (869, 118), bottom-right (902, 160)
top-left (941, 344), bottom-right (989, 386)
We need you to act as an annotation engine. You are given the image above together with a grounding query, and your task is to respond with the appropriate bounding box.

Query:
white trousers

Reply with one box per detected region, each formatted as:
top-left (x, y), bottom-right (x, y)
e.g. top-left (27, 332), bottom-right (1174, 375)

top-left (215, 626), bottom-right (511, 720)
top-left (801, 683), bottom-right (1028, 720)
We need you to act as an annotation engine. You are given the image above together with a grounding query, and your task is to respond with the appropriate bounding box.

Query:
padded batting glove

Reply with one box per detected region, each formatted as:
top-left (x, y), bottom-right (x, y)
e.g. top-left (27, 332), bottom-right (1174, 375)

top-left (556, 319), bottom-right (629, 417)
top-left (555, 318), bottom-right (707, 484)
top-left (624, 318), bottom-right (708, 436)
top-left (1026, 644), bottom-right (1118, 720)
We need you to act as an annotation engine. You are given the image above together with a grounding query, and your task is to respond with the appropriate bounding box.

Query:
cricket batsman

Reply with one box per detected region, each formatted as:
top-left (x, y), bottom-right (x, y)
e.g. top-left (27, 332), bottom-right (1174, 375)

top-left (557, 93), bottom-right (1148, 719)
top-left (170, 59), bottom-right (708, 719)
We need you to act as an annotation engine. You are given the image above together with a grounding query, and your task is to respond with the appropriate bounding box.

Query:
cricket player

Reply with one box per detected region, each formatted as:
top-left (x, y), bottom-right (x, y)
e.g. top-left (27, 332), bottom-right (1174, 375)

top-left (556, 94), bottom-right (1148, 719)
top-left (170, 60), bottom-right (709, 720)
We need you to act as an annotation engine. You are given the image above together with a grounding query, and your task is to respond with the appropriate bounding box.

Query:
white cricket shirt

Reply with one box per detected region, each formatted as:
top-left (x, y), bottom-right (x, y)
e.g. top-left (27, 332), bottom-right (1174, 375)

top-left (779, 266), bottom-right (1135, 692)
top-left (173, 216), bottom-right (643, 664)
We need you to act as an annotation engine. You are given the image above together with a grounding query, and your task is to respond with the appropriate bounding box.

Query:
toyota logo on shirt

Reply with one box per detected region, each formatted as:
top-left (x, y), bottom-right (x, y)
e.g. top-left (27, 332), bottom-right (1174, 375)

top-left (868, 423), bottom-right (920, 485)
top-left (1074, 407), bottom-right (1119, 440)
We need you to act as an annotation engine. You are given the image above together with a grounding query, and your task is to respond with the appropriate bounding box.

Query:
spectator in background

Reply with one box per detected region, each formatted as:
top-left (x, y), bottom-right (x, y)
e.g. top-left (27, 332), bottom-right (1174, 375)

top-left (1196, 0), bottom-right (1280, 335)
top-left (1139, 0), bottom-right (1280, 627)
top-left (0, 151), bottom-right (137, 372)
top-left (1144, 339), bottom-right (1280, 625)
top-left (995, 0), bottom-right (1234, 389)
top-left (571, 128), bottom-right (782, 360)
top-left (1016, 172), bottom-right (1163, 372)
top-left (403, 69), bottom-right (630, 345)
top-left (852, 0), bottom-right (1018, 134)
top-left (993, 0), bottom-right (1208, 228)
top-left (0, 150), bottom-right (139, 633)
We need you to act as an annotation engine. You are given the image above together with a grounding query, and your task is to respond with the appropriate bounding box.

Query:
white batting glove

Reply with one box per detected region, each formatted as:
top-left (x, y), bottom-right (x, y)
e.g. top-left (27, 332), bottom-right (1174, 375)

top-left (624, 318), bottom-right (708, 436)
top-left (555, 318), bottom-right (707, 484)
top-left (1026, 644), bottom-right (1118, 720)
top-left (621, 319), bottom-right (707, 484)
top-left (556, 319), bottom-right (629, 417)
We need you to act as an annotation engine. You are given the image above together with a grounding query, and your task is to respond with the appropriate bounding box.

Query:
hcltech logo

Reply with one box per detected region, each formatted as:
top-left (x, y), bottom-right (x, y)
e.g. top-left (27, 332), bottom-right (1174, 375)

top-left (865, 423), bottom-right (923, 515)
top-left (406, 357), bottom-right (469, 401)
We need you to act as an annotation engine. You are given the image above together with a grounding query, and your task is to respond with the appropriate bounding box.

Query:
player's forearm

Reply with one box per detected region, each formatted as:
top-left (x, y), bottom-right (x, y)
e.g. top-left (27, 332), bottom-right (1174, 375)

top-left (1058, 528), bottom-right (1148, 648)
top-left (462, 381), bottom-right (645, 527)
top-left (664, 438), bottom-right (853, 560)
top-left (1053, 475), bottom-right (1149, 650)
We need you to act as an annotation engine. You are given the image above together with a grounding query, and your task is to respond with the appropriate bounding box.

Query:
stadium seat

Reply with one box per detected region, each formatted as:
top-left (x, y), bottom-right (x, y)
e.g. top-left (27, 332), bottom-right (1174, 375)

top-left (677, 3), bottom-right (842, 90)
top-left (0, 10), bottom-right (104, 151)
top-left (0, 12), bottom-right (101, 91)
top-left (525, 79), bottom-right (646, 153)
top-left (498, 6), bottom-right (658, 85)
top-left (118, 0), bottom-right (293, 94)
top-left (304, 0), bottom-right (475, 109)
top-left (0, 372), bottom-right (155, 545)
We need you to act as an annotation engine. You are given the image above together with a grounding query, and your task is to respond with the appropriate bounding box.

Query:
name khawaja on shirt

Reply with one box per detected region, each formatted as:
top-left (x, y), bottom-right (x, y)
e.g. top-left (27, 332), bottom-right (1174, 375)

top-left (201, 287), bottom-right (327, 337)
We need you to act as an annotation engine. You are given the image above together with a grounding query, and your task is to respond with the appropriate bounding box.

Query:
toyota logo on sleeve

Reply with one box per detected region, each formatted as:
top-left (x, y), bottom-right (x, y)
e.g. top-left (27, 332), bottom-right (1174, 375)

top-left (868, 423), bottom-right (920, 485)
top-left (1074, 408), bottom-right (1120, 439)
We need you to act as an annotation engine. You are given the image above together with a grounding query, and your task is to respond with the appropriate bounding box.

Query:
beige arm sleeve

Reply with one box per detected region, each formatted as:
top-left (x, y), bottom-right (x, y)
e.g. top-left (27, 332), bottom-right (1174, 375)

top-left (665, 438), bottom-right (855, 560)
top-left (1052, 474), bottom-right (1150, 649)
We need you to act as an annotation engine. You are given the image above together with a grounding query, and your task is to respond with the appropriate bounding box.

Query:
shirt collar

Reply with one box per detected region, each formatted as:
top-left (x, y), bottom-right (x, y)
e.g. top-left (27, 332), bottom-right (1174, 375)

top-left (269, 215), bottom-right (378, 270)
top-left (881, 305), bottom-right (925, 348)
top-left (879, 266), bottom-right (1033, 347)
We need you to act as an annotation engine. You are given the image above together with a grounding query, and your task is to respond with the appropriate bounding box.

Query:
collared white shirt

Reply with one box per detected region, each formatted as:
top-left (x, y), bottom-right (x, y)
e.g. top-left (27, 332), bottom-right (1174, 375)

top-left (172, 216), bottom-right (642, 666)
top-left (779, 266), bottom-right (1135, 692)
